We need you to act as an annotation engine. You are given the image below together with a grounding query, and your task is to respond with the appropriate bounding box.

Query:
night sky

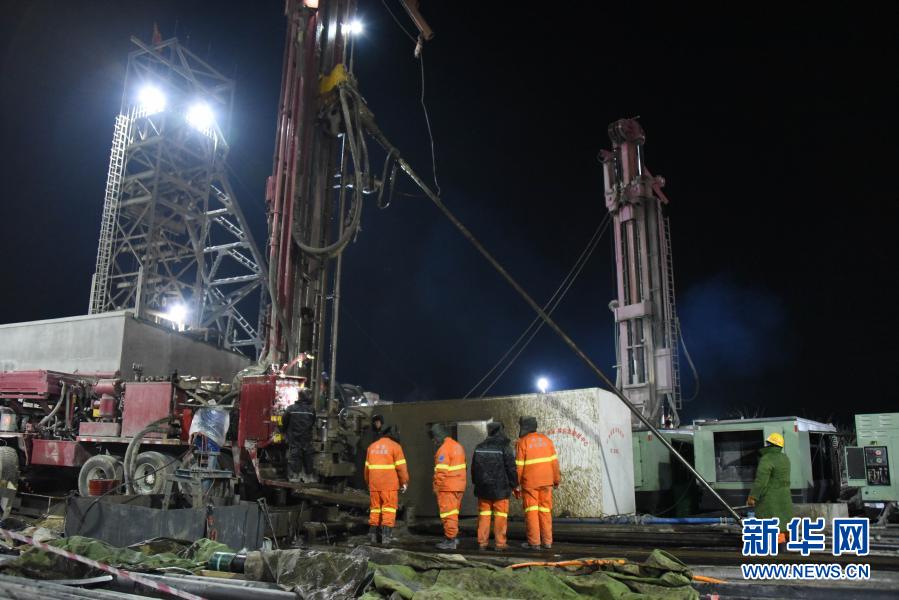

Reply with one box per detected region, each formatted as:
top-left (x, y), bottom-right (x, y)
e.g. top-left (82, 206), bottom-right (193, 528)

top-left (1, 2), bottom-right (896, 425)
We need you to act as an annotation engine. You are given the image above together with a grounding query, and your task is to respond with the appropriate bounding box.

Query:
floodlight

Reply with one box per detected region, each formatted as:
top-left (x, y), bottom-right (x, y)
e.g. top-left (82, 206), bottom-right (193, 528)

top-left (164, 303), bottom-right (188, 327)
top-left (138, 85), bottom-right (166, 114)
top-left (537, 377), bottom-right (550, 394)
top-left (343, 19), bottom-right (363, 35)
top-left (186, 102), bottom-right (214, 130)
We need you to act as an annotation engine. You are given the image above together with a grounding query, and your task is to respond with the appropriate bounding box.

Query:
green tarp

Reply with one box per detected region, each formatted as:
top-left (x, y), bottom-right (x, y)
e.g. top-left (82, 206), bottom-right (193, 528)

top-left (359, 548), bottom-right (698, 600)
top-left (2, 534), bottom-right (700, 599)
top-left (0, 536), bottom-right (231, 579)
top-left (245, 546), bottom-right (699, 600)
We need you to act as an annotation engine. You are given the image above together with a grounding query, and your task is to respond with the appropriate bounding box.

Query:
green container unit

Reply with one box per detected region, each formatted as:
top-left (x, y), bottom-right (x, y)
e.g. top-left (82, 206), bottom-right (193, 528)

top-left (845, 413), bottom-right (898, 505)
top-left (691, 417), bottom-right (840, 510)
top-left (632, 429), bottom-right (699, 516)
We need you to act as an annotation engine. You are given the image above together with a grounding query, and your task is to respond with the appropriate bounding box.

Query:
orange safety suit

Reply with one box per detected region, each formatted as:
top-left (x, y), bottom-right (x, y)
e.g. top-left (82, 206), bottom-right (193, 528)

top-left (516, 432), bottom-right (561, 546)
top-left (364, 436), bottom-right (409, 528)
top-left (433, 437), bottom-right (466, 538)
top-left (477, 498), bottom-right (509, 547)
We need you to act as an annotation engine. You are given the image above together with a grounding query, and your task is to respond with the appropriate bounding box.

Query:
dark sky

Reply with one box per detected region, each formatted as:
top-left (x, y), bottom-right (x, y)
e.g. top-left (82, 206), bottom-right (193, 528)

top-left (1, 1), bottom-right (896, 425)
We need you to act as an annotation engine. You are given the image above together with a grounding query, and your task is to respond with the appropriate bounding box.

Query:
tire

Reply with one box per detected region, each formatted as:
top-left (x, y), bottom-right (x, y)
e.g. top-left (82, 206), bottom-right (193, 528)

top-left (78, 454), bottom-right (124, 497)
top-left (0, 446), bottom-right (19, 485)
top-left (132, 451), bottom-right (175, 495)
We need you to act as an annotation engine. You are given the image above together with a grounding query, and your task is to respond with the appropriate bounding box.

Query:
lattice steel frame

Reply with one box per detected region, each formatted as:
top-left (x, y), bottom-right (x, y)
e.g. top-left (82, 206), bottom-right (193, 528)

top-left (89, 37), bottom-right (267, 356)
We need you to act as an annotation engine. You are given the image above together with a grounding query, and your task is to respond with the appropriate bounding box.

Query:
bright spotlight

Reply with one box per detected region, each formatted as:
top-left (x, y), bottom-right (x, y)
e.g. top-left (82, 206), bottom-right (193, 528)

top-left (537, 377), bottom-right (550, 394)
top-left (186, 102), bottom-right (214, 130)
top-left (342, 19), bottom-right (363, 35)
top-left (138, 85), bottom-right (166, 114)
top-left (164, 303), bottom-right (188, 327)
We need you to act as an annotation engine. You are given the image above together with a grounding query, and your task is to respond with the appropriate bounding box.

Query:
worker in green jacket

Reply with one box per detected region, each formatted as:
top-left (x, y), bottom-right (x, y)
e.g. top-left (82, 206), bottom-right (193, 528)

top-left (747, 432), bottom-right (792, 543)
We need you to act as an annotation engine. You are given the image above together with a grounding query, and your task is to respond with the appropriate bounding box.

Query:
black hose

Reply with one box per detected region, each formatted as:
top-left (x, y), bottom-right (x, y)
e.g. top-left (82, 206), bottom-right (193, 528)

top-left (123, 417), bottom-right (171, 495)
top-left (292, 86), bottom-right (364, 257)
top-left (377, 149), bottom-right (398, 209)
top-left (38, 382), bottom-right (66, 428)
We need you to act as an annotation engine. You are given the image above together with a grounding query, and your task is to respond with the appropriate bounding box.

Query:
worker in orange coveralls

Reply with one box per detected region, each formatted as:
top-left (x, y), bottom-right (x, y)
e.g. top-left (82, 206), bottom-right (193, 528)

top-left (515, 415), bottom-right (561, 549)
top-left (364, 423), bottom-right (408, 545)
top-left (430, 423), bottom-right (466, 550)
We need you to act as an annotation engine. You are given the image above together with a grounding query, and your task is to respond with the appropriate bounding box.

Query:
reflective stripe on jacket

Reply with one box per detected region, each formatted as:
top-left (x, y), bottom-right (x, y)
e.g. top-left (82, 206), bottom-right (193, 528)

top-left (433, 437), bottom-right (467, 492)
top-left (515, 432), bottom-right (561, 488)
top-left (365, 437), bottom-right (409, 491)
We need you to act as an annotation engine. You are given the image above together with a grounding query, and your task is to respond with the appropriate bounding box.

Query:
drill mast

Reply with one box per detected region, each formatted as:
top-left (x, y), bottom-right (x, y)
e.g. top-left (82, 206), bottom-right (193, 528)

top-left (602, 119), bottom-right (681, 428)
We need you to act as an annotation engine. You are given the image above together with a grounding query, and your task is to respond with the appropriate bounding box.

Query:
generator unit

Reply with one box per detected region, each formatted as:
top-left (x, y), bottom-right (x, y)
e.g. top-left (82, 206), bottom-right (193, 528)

top-left (691, 417), bottom-right (842, 510)
top-left (845, 413), bottom-right (898, 513)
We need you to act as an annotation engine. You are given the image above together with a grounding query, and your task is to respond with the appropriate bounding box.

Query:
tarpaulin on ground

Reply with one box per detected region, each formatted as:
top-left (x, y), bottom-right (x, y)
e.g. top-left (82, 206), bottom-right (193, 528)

top-left (0, 535), bottom-right (231, 579)
top-left (245, 547), bottom-right (372, 600)
top-left (360, 548), bottom-right (698, 600)
top-left (243, 545), bottom-right (698, 600)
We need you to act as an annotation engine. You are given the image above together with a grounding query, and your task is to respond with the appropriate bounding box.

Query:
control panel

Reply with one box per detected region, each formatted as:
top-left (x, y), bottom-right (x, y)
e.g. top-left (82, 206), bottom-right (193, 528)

top-left (864, 446), bottom-right (890, 486)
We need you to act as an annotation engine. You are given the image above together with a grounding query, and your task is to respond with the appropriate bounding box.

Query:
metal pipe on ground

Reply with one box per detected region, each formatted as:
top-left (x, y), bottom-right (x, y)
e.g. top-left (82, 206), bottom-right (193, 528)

top-left (0, 574), bottom-right (149, 600)
top-left (365, 123), bottom-right (740, 522)
top-left (111, 572), bottom-right (297, 600)
top-left (410, 518), bottom-right (741, 548)
top-left (556, 516), bottom-right (735, 525)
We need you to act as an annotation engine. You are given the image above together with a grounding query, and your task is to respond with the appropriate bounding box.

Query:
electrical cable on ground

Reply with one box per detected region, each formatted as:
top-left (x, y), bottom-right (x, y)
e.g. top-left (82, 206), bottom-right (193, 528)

top-left (465, 213), bottom-right (611, 398)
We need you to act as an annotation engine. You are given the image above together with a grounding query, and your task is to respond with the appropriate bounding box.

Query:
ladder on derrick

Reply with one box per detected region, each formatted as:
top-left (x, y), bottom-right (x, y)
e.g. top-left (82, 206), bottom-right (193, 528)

top-left (89, 113), bottom-right (130, 314)
top-left (662, 216), bottom-right (682, 409)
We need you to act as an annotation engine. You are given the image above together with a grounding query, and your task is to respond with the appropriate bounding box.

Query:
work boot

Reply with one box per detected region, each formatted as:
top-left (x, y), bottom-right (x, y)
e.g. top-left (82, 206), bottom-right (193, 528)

top-left (542, 544), bottom-right (553, 550)
top-left (495, 544), bottom-right (508, 552)
top-left (381, 526), bottom-right (393, 545)
top-left (435, 537), bottom-right (458, 550)
top-left (368, 526), bottom-right (379, 545)
top-left (521, 542), bottom-right (538, 550)
top-left (478, 544), bottom-right (488, 551)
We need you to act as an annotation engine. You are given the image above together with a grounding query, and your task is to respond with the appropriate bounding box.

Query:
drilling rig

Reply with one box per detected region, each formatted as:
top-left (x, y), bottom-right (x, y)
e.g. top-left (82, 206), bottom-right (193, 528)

top-left (601, 119), bottom-right (682, 429)
top-left (0, 1), bottom-right (378, 521)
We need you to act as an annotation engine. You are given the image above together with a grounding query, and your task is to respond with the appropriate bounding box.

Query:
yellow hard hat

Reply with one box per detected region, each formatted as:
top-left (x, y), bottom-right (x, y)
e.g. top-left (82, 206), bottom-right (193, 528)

top-left (766, 432), bottom-right (785, 447)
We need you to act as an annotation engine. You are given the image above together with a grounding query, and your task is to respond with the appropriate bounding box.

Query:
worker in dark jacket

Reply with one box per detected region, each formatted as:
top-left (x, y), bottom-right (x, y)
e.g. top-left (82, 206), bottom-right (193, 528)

top-left (283, 388), bottom-right (315, 482)
top-left (748, 432), bottom-right (792, 543)
top-left (471, 422), bottom-right (518, 551)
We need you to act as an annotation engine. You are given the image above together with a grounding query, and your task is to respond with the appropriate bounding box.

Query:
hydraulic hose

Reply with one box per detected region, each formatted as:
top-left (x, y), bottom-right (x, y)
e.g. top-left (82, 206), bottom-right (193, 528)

top-left (123, 416), bottom-right (171, 495)
top-left (38, 382), bottom-right (66, 428)
top-left (292, 86), bottom-right (364, 257)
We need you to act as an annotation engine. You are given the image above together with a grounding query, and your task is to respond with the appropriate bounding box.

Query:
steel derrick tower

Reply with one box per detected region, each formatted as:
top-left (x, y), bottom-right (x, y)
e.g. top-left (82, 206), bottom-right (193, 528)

top-left (88, 37), bottom-right (266, 356)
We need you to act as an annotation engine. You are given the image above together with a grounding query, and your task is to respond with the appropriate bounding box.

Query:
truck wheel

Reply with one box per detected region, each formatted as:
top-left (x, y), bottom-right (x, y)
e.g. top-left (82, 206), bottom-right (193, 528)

top-left (78, 454), bottom-right (124, 497)
top-left (133, 451), bottom-right (175, 495)
top-left (0, 447), bottom-right (19, 485)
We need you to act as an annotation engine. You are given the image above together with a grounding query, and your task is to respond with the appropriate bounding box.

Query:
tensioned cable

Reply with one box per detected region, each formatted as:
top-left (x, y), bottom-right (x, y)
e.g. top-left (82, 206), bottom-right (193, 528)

top-left (463, 213), bottom-right (610, 399)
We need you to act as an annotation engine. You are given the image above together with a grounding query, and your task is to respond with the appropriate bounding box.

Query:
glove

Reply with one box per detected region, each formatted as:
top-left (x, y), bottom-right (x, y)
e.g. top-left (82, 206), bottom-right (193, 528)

top-left (553, 483), bottom-right (559, 489)
top-left (512, 487), bottom-right (521, 499)
top-left (746, 496), bottom-right (756, 507)
top-left (400, 483), bottom-right (408, 494)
